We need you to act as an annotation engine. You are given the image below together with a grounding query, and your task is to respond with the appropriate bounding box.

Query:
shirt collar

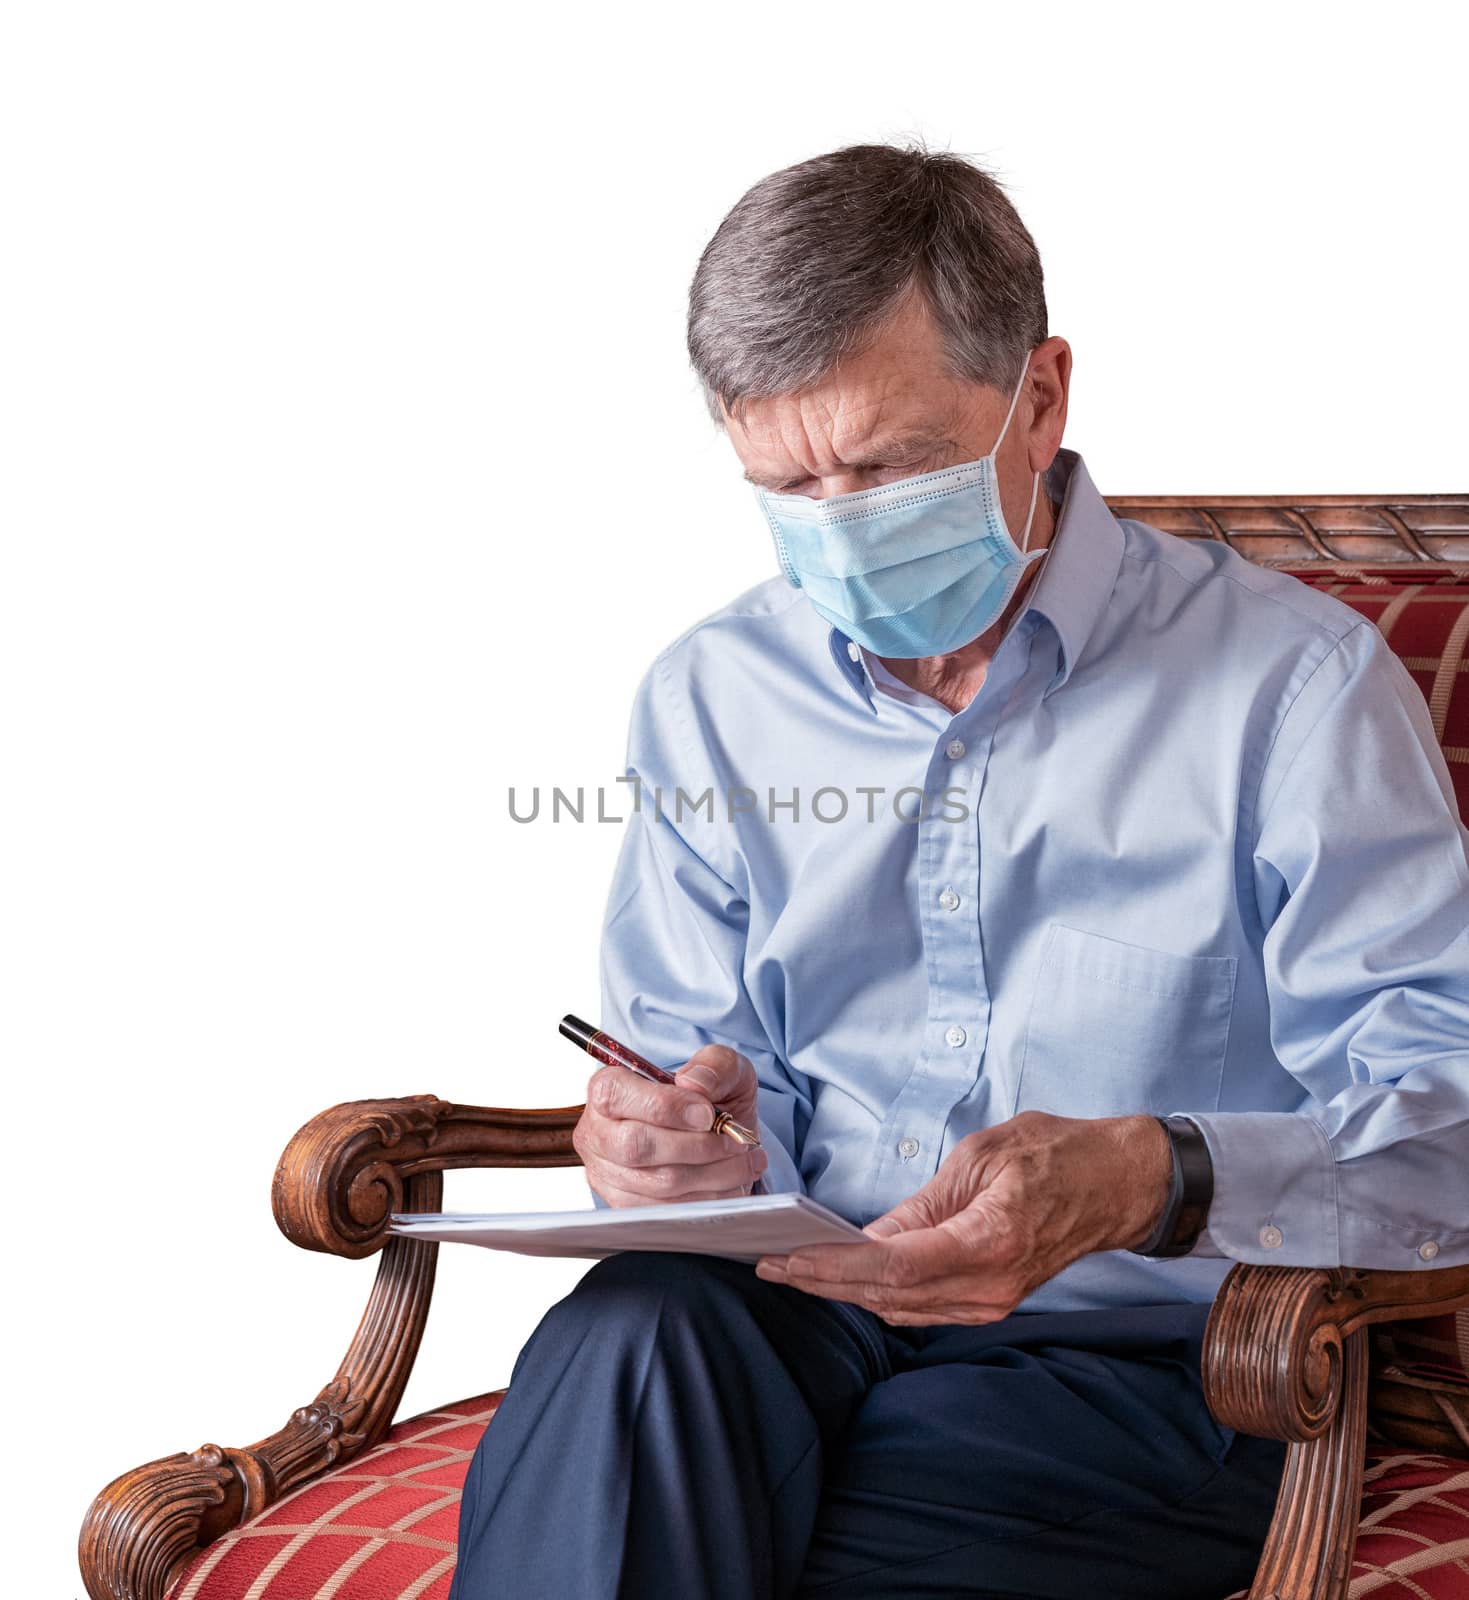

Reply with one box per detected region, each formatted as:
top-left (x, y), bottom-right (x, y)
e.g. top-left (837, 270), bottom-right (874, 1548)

top-left (1024, 447), bottom-right (1125, 695)
top-left (826, 447), bottom-right (1124, 705)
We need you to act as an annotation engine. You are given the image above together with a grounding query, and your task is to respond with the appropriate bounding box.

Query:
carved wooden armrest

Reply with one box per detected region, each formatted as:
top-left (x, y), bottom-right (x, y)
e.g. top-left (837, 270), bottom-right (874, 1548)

top-left (272, 1093), bottom-right (584, 1258)
top-left (80, 1096), bottom-right (586, 1600)
top-left (1202, 1261), bottom-right (1469, 1600)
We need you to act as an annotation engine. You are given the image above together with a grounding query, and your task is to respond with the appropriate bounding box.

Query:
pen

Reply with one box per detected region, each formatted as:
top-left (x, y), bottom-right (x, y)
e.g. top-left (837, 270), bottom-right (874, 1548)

top-left (559, 1013), bottom-right (762, 1147)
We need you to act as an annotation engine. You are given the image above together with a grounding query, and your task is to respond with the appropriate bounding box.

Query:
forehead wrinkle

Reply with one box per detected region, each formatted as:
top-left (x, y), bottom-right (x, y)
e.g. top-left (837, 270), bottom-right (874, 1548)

top-left (842, 424), bottom-right (954, 469)
top-left (741, 422), bottom-right (956, 487)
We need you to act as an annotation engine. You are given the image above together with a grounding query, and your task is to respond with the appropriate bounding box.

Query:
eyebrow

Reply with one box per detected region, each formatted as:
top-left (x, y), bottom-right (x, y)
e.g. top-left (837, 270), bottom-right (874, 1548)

top-left (742, 427), bottom-right (955, 490)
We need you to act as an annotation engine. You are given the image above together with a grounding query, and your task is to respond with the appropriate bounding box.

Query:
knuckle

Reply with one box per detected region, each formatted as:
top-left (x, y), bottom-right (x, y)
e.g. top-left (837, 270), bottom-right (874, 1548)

top-left (612, 1120), bottom-right (649, 1166)
top-left (888, 1254), bottom-right (921, 1288)
top-left (644, 1164), bottom-right (681, 1196)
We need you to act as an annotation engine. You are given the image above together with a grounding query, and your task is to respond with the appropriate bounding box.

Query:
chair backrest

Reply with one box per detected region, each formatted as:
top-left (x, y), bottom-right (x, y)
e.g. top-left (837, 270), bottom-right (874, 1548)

top-left (1105, 492), bottom-right (1469, 1457)
top-left (1105, 494), bottom-right (1469, 820)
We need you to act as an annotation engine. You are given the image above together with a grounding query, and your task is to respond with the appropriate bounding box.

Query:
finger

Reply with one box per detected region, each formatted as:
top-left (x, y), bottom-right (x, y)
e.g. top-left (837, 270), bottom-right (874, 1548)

top-left (581, 1116), bottom-right (715, 1168)
top-left (861, 1157), bottom-right (976, 1238)
top-left (782, 1225), bottom-right (972, 1287)
top-left (674, 1044), bottom-right (750, 1103)
top-left (595, 1177), bottom-right (757, 1208)
top-left (774, 1239), bottom-right (1026, 1318)
top-left (588, 1174), bottom-right (664, 1209)
top-left (588, 1065), bottom-right (722, 1134)
top-left (877, 1302), bottom-right (1007, 1327)
top-left (776, 1265), bottom-right (978, 1308)
top-left (780, 1273), bottom-right (1012, 1322)
top-left (662, 1162), bottom-right (768, 1201)
top-left (581, 1111), bottom-right (757, 1173)
top-left (586, 1144), bottom-right (767, 1201)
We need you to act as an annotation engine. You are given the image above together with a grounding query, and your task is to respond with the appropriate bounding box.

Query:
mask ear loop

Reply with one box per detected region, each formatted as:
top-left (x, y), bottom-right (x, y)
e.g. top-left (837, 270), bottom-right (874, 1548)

top-left (991, 355), bottom-right (1033, 458)
top-left (997, 354), bottom-right (1044, 556)
top-left (1019, 470), bottom-right (1042, 553)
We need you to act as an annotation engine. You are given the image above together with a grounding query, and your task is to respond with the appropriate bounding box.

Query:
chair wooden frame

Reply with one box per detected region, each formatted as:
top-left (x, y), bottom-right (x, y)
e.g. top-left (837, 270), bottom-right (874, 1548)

top-left (80, 495), bottom-right (1469, 1600)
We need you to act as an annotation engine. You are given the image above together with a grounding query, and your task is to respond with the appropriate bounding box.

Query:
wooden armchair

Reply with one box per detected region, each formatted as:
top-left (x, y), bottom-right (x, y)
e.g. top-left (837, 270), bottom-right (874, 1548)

top-left (81, 496), bottom-right (1469, 1600)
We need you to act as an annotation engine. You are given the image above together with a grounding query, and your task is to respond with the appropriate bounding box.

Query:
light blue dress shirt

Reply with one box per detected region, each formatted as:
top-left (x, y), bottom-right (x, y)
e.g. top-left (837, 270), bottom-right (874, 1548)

top-left (591, 448), bottom-right (1469, 1312)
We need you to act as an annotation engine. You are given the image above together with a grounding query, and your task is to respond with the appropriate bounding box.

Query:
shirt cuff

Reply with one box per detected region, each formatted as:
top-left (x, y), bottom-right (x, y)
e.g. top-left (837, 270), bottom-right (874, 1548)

top-left (1169, 1109), bottom-right (1340, 1266)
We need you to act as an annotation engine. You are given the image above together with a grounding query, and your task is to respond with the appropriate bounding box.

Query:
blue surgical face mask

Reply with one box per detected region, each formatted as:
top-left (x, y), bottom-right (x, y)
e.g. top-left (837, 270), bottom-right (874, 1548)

top-left (753, 357), bottom-right (1046, 659)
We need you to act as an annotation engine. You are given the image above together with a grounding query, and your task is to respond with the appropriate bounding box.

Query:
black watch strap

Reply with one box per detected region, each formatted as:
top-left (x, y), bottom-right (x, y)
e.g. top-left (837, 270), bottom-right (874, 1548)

top-left (1130, 1115), bottom-right (1214, 1258)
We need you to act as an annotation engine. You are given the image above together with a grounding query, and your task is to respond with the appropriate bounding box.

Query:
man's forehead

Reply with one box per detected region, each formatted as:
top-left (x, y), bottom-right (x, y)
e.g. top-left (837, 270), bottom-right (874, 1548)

top-left (737, 420), bottom-right (956, 489)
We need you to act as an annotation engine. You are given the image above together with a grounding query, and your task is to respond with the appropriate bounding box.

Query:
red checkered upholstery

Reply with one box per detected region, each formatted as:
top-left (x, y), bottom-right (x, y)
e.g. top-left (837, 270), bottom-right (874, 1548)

top-left (163, 1401), bottom-right (1469, 1600)
top-left (1222, 1450), bottom-right (1469, 1599)
top-left (165, 1393), bottom-right (505, 1600)
top-left (163, 561), bottom-right (1469, 1600)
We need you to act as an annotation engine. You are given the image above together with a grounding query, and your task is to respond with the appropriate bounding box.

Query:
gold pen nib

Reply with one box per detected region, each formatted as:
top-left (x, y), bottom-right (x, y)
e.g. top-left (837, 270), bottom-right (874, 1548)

top-left (711, 1110), bottom-right (762, 1146)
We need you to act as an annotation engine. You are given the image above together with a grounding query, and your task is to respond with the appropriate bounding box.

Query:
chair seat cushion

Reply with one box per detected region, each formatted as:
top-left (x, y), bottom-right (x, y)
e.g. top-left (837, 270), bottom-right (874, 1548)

top-left (167, 1396), bottom-right (1469, 1600)
top-left (1223, 1449), bottom-right (1469, 1599)
top-left (165, 1392), bottom-right (506, 1600)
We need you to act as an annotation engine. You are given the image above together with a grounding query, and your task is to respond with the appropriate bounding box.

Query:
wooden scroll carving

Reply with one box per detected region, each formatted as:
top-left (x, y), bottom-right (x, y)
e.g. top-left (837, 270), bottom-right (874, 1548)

top-left (1203, 1262), bottom-right (1469, 1600)
top-left (79, 1097), bottom-right (586, 1600)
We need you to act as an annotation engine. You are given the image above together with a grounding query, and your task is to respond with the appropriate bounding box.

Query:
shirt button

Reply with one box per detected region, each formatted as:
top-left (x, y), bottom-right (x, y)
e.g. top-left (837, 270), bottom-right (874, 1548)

top-left (1418, 1240), bottom-right (1441, 1261)
top-left (898, 1136), bottom-right (920, 1159)
top-left (1259, 1225), bottom-right (1283, 1250)
top-left (944, 1025), bottom-right (967, 1049)
top-left (945, 739), bottom-right (966, 760)
top-left (938, 887), bottom-right (960, 911)
top-left (847, 641), bottom-right (862, 663)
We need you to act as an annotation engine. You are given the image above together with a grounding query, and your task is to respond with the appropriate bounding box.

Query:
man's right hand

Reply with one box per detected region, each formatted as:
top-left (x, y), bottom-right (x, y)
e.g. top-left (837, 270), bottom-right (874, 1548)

top-left (573, 1043), bottom-right (770, 1207)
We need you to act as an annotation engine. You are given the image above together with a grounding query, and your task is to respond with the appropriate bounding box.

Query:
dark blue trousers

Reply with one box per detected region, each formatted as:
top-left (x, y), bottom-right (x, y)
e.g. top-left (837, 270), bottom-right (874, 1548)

top-left (448, 1250), bottom-right (1285, 1599)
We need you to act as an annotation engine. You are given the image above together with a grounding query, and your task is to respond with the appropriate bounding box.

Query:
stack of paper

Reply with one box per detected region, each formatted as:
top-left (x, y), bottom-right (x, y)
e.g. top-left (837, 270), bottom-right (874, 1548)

top-left (388, 1190), bottom-right (867, 1264)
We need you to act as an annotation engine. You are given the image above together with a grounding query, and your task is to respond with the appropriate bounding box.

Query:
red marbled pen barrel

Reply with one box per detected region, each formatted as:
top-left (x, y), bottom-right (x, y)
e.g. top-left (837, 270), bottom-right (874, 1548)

top-left (559, 1014), bottom-right (761, 1147)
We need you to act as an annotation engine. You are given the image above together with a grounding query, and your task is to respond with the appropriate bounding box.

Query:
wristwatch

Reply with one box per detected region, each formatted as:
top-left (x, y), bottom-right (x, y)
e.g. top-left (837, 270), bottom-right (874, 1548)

top-left (1129, 1115), bottom-right (1214, 1258)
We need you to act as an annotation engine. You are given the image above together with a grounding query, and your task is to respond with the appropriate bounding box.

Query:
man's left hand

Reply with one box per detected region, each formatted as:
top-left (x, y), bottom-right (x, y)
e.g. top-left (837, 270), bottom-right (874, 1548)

top-left (754, 1111), bottom-right (1173, 1324)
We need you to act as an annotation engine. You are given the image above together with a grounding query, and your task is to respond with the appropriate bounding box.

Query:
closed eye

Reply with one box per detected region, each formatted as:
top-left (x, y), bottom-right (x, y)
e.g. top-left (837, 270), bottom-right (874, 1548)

top-left (762, 459), bottom-right (939, 494)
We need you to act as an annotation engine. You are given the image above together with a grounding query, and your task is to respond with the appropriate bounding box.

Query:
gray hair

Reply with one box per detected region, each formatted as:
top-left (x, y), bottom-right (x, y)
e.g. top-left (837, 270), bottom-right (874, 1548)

top-left (687, 138), bottom-right (1048, 428)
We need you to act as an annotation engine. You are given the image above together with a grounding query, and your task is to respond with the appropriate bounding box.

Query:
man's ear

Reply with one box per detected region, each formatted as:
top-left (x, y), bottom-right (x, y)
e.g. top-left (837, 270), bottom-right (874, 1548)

top-left (1026, 336), bottom-right (1071, 470)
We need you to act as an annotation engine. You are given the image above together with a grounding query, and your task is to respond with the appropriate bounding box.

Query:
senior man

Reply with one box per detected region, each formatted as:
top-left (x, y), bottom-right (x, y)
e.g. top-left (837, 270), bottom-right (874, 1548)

top-left (449, 143), bottom-right (1469, 1599)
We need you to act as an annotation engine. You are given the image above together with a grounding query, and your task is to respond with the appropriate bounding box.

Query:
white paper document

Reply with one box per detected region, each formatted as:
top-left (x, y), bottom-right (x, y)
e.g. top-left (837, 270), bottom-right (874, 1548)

top-left (388, 1191), bottom-right (867, 1264)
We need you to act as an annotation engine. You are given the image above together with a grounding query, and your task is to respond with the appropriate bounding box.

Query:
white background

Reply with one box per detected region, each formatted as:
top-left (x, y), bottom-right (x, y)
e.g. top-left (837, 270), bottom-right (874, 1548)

top-left (4, 3), bottom-right (1465, 1592)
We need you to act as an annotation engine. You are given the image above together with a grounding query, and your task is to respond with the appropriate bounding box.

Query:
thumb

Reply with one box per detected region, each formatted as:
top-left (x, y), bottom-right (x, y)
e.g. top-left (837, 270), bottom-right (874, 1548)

top-left (675, 1044), bottom-right (746, 1100)
top-left (861, 1166), bottom-right (964, 1238)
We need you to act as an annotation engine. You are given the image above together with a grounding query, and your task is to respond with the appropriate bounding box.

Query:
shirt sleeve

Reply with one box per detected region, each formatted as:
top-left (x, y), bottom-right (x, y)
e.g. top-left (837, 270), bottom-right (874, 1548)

top-left (587, 650), bottom-right (812, 1210)
top-left (1175, 618), bottom-right (1469, 1269)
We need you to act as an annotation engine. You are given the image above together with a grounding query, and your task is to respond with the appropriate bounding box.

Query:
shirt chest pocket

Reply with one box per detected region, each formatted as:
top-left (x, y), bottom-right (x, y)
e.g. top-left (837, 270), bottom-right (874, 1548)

top-left (1013, 923), bottom-right (1237, 1119)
